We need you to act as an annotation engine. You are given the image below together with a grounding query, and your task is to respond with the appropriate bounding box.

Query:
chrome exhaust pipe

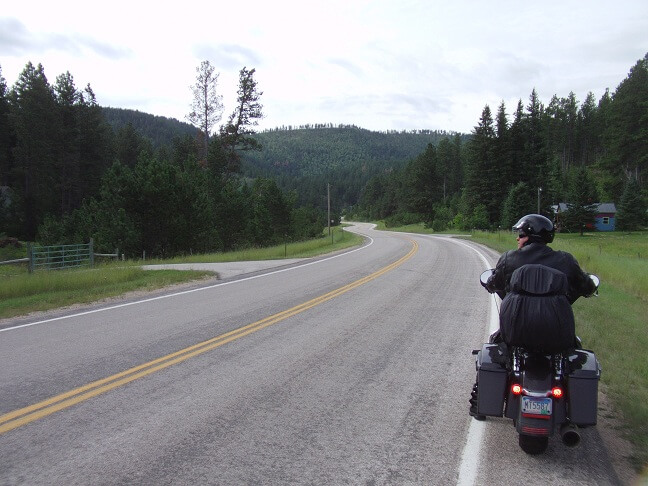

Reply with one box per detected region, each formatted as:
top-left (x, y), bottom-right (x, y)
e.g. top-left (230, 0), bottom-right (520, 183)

top-left (560, 423), bottom-right (581, 447)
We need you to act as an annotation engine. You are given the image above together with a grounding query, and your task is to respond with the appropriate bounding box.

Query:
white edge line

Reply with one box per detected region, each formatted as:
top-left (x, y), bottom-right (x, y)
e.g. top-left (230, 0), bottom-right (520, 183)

top-left (448, 237), bottom-right (499, 486)
top-left (1, 231), bottom-right (375, 333)
top-left (394, 232), bottom-right (498, 485)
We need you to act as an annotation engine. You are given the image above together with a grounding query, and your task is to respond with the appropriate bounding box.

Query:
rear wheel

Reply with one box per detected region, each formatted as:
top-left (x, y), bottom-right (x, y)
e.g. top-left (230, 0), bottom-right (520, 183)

top-left (518, 434), bottom-right (548, 455)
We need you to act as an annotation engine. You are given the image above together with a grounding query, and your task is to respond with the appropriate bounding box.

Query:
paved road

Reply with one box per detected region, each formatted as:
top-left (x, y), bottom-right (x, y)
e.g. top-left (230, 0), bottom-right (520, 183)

top-left (0, 223), bottom-right (623, 485)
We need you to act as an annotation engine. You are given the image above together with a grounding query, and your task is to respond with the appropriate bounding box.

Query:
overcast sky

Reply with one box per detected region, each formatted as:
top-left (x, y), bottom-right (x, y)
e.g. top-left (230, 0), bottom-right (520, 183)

top-left (1, 0), bottom-right (646, 134)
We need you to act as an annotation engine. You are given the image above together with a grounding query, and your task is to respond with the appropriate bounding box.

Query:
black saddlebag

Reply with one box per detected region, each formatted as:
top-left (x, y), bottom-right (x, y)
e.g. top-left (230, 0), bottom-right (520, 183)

top-left (475, 343), bottom-right (508, 416)
top-left (500, 264), bottom-right (575, 354)
top-left (566, 349), bottom-right (601, 426)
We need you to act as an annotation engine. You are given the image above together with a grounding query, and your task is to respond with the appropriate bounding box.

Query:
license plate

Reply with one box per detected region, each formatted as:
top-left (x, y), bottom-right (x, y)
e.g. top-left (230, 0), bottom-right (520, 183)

top-left (521, 396), bottom-right (552, 416)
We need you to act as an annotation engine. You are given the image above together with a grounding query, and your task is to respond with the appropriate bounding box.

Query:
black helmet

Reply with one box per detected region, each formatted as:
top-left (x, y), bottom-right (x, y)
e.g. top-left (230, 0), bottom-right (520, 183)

top-left (513, 214), bottom-right (555, 244)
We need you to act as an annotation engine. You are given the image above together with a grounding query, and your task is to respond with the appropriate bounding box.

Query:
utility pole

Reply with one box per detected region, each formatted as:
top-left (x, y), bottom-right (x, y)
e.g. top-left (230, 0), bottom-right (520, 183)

top-left (327, 183), bottom-right (331, 237)
top-left (537, 187), bottom-right (542, 214)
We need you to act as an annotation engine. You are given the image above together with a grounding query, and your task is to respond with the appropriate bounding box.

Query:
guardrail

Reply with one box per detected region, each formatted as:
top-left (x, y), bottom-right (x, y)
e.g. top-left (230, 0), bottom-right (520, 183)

top-left (0, 239), bottom-right (118, 273)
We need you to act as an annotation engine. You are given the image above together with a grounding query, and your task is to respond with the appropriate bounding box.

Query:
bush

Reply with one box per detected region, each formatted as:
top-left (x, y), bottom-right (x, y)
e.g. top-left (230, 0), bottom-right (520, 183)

top-left (384, 212), bottom-right (424, 228)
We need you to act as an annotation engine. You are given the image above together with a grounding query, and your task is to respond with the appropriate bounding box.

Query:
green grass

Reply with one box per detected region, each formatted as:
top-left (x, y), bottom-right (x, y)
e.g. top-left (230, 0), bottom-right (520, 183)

top-left (384, 225), bottom-right (648, 471)
top-left (0, 266), bottom-right (213, 319)
top-left (0, 227), bottom-right (363, 319)
top-left (156, 226), bottom-right (361, 263)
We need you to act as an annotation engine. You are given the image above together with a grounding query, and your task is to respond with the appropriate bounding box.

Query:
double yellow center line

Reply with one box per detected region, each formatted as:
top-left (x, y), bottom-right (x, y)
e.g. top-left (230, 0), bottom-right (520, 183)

top-left (0, 239), bottom-right (418, 435)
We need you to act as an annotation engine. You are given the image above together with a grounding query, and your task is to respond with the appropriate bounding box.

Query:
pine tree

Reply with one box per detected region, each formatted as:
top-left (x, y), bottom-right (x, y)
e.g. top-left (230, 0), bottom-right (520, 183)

top-left (500, 182), bottom-right (536, 229)
top-left (0, 66), bottom-right (11, 189)
top-left (187, 60), bottom-right (223, 161)
top-left (600, 54), bottom-right (648, 201)
top-left (218, 67), bottom-right (264, 176)
top-left (8, 62), bottom-right (60, 238)
top-left (564, 166), bottom-right (599, 235)
top-left (465, 105), bottom-right (499, 225)
top-left (616, 177), bottom-right (647, 230)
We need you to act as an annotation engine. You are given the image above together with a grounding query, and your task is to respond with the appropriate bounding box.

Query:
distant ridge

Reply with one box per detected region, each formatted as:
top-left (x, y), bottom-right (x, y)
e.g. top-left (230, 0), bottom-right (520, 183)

top-left (101, 107), bottom-right (197, 148)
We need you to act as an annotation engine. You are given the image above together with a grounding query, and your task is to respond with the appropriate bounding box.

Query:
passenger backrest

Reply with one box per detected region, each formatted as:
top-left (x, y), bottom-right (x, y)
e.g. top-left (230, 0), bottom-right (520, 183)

top-left (509, 264), bottom-right (568, 296)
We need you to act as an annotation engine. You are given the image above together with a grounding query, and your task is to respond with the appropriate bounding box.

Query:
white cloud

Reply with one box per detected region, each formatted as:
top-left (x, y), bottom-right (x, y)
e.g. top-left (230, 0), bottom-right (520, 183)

top-left (1, 0), bottom-right (646, 133)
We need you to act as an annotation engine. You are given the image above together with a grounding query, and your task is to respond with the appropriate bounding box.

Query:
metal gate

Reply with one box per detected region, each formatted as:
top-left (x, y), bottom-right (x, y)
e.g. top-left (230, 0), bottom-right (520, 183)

top-left (28, 240), bottom-right (95, 272)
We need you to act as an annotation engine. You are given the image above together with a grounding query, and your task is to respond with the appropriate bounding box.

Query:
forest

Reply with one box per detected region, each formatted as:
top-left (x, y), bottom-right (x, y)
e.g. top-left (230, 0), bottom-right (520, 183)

top-left (352, 53), bottom-right (647, 232)
top-left (0, 54), bottom-right (646, 258)
top-left (0, 63), bottom-right (328, 256)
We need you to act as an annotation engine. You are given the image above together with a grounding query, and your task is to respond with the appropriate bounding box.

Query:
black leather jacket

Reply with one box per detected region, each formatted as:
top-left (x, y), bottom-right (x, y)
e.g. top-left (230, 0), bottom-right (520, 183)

top-left (486, 242), bottom-right (596, 304)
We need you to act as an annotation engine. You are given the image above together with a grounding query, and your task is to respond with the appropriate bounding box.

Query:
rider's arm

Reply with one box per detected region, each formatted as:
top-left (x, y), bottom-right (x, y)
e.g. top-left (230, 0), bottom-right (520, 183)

top-left (564, 253), bottom-right (597, 304)
top-left (486, 253), bottom-right (509, 299)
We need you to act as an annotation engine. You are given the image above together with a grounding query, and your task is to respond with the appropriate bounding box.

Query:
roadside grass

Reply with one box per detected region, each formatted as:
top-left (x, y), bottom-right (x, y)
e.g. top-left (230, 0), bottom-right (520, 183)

top-left (0, 227), bottom-right (363, 320)
top-left (157, 226), bottom-right (362, 263)
top-left (384, 224), bottom-right (648, 471)
top-left (0, 267), bottom-right (213, 319)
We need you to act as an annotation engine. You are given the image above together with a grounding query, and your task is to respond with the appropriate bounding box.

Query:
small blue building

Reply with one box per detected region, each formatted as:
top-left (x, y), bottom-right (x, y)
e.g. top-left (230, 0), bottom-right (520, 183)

top-left (553, 202), bottom-right (617, 232)
top-left (593, 203), bottom-right (617, 231)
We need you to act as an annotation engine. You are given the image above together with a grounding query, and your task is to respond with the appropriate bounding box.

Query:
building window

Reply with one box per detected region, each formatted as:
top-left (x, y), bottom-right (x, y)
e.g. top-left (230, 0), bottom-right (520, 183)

top-left (603, 217), bottom-right (610, 225)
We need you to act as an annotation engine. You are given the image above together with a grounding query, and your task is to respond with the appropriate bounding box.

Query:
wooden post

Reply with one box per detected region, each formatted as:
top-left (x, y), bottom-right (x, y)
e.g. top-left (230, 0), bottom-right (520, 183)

top-left (28, 243), bottom-right (34, 274)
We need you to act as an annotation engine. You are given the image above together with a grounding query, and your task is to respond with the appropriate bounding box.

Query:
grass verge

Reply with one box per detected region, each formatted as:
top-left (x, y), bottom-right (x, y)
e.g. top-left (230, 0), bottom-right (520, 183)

top-left (0, 227), bottom-right (363, 320)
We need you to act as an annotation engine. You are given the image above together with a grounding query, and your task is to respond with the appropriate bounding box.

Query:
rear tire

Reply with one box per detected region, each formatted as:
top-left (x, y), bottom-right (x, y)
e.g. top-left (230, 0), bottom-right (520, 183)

top-left (518, 434), bottom-right (548, 455)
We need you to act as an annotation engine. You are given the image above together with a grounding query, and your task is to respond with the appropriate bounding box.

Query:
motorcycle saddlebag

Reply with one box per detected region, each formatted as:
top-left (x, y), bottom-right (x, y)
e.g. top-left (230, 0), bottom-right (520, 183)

top-left (566, 350), bottom-right (601, 426)
top-left (476, 343), bottom-right (508, 416)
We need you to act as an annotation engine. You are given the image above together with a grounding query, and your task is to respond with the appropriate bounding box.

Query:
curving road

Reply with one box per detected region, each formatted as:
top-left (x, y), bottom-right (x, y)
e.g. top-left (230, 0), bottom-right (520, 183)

top-left (0, 223), bottom-right (622, 484)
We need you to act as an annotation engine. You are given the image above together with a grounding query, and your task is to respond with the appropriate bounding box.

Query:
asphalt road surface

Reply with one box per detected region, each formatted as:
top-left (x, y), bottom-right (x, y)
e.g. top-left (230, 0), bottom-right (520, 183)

top-left (0, 223), bottom-right (624, 485)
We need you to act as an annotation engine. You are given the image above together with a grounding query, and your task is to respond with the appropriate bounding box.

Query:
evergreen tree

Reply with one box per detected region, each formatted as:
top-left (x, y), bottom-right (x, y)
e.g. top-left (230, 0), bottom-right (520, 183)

top-left (508, 100), bottom-right (526, 185)
top-left (500, 182), bottom-right (536, 229)
top-left (615, 177), bottom-right (647, 230)
top-left (219, 67), bottom-right (264, 176)
top-left (8, 62), bottom-right (59, 238)
top-left (563, 166), bottom-right (599, 235)
top-left (403, 143), bottom-right (440, 219)
top-left (465, 105), bottom-right (499, 225)
top-left (53, 71), bottom-right (81, 216)
top-left (577, 91), bottom-right (599, 166)
top-left (77, 84), bottom-right (114, 205)
top-left (522, 89), bottom-right (547, 189)
top-left (0, 66), bottom-right (12, 189)
top-left (187, 60), bottom-right (223, 161)
top-left (436, 136), bottom-right (463, 203)
top-left (601, 53), bottom-right (648, 201)
top-left (115, 122), bottom-right (151, 167)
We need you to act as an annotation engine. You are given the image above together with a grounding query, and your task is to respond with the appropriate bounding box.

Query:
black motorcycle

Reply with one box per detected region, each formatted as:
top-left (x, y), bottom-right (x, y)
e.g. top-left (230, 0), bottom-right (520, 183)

top-left (471, 269), bottom-right (601, 455)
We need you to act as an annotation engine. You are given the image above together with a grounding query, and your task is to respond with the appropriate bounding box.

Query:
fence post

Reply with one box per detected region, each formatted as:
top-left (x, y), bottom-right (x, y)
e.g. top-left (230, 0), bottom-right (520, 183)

top-left (90, 238), bottom-right (95, 267)
top-left (28, 243), bottom-right (34, 274)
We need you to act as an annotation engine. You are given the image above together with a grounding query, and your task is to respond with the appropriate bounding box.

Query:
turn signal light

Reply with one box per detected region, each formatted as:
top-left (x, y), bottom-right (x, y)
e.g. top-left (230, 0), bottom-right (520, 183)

top-left (511, 384), bottom-right (522, 395)
top-left (551, 387), bottom-right (564, 398)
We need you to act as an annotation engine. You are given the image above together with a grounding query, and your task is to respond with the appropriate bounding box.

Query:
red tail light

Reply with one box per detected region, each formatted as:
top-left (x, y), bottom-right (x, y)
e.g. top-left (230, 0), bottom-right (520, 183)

top-left (551, 387), bottom-right (563, 398)
top-left (511, 384), bottom-right (522, 395)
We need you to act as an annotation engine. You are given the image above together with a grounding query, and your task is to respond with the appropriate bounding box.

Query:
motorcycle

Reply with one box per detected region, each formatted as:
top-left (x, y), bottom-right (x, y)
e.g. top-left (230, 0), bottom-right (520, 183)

top-left (471, 269), bottom-right (601, 455)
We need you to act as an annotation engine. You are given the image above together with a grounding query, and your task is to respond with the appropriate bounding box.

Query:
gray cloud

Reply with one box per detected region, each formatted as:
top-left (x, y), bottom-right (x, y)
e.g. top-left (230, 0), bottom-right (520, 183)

top-left (193, 44), bottom-right (262, 70)
top-left (0, 18), bottom-right (34, 55)
top-left (327, 58), bottom-right (364, 78)
top-left (313, 92), bottom-right (450, 130)
top-left (0, 17), bottom-right (131, 59)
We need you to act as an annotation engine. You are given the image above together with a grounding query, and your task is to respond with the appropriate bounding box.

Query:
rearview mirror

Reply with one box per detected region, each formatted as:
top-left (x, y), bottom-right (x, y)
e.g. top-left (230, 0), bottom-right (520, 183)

top-left (589, 274), bottom-right (600, 288)
top-left (480, 269), bottom-right (494, 288)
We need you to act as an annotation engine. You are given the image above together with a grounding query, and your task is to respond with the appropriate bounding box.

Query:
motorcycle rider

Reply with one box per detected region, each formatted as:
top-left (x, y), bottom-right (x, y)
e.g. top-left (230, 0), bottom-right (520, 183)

top-left (485, 213), bottom-right (596, 307)
top-left (469, 213), bottom-right (597, 419)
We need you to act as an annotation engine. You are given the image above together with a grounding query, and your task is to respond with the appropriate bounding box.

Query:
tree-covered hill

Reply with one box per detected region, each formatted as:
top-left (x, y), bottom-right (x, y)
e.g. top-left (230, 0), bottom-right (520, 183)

top-left (98, 108), bottom-right (461, 210)
top-left (242, 126), bottom-right (468, 208)
top-left (102, 107), bottom-right (197, 148)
